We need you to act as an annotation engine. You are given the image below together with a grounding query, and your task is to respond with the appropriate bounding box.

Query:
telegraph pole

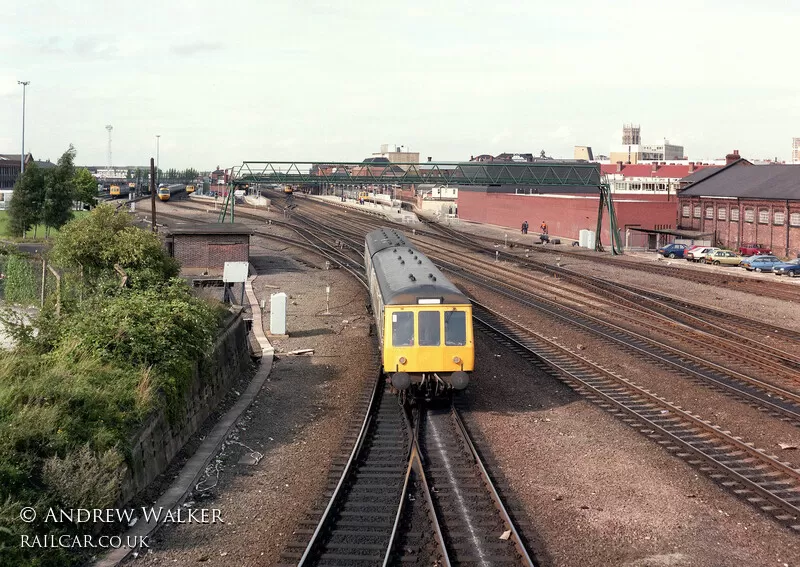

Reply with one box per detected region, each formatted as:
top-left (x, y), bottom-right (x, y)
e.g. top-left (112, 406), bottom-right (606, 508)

top-left (150, 158), bottom-right (157, 232)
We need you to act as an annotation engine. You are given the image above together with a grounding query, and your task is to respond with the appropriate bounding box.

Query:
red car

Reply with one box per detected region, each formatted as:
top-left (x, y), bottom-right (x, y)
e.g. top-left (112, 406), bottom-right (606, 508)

top-left (738, 243), bottom-right (771, 256)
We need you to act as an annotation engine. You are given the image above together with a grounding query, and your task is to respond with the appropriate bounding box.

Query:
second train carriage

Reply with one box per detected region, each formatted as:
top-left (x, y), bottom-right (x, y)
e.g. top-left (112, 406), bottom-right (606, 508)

top-left (365, 227), bottom-right (474, 396)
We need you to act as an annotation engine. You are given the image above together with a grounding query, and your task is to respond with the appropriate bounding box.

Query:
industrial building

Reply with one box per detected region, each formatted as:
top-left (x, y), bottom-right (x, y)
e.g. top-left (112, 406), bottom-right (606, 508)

top-left (678, 154), bottom-right (800, 257)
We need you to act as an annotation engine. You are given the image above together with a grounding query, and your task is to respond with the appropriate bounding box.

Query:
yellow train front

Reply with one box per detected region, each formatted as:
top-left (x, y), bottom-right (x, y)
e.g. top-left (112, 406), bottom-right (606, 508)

top-left (186, 184), bottom-right (196, 194)
top-left (157, 185), bottom-right (170, 201)
top-left (109, 184), bottom-right (121, 197)
top-left (365, 227), bottom-right (474, 397)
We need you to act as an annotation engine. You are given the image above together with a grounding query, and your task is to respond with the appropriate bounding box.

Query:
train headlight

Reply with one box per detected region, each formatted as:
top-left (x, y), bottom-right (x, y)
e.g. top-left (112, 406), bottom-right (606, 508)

top-left (452, 356), bottom-right (461, 364)
top-left (398, 357), bottom-right (407, 365)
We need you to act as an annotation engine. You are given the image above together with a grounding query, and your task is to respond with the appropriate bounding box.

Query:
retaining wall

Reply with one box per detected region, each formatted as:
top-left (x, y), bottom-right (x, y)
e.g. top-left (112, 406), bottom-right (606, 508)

top-left (119, 311), bottom-right (251, 505)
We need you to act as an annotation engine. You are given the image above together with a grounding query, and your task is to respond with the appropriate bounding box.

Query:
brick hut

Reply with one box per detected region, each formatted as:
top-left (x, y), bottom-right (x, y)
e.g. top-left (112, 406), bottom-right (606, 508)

top-left (165, 224), bottom-right (253, 275)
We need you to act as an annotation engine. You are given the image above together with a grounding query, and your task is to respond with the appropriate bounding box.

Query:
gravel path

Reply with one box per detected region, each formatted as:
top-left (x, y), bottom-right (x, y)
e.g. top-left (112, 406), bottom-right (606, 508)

top-left (132, 240), bottom-right (377, 566)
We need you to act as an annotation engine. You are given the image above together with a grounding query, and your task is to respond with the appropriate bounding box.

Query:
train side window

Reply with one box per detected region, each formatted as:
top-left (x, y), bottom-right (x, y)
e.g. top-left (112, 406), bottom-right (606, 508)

top-left (392, 312), bottom-right (415, 346)
top-left (445, 311), bottom-right (466, 346)
top-left (418, 311), bottom-right (441, 346)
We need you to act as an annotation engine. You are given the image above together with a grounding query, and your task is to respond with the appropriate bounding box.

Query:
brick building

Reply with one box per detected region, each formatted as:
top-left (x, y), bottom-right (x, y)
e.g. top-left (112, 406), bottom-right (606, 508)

top-left (679, 156), bottom-right (800, 257)
top-left (165, 224), bottom-right (252, 274)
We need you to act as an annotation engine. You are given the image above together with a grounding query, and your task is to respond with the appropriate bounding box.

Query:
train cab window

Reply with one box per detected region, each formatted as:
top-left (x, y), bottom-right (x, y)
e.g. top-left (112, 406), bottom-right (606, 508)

top-left (418, 311), bottom-right (441, 346)
top-left (445, 311), bottom-right (466, 346)
top-left (392, 312), bottom-right (415, 346)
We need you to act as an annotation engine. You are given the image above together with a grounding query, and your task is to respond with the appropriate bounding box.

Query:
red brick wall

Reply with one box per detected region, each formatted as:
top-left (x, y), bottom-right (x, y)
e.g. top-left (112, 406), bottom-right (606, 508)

top-left (172, 234), bottom-right (250, 269)
top-left (456, 191), bottom-right (677, 244)
top-left (678, 196), bottom-right (800, 257)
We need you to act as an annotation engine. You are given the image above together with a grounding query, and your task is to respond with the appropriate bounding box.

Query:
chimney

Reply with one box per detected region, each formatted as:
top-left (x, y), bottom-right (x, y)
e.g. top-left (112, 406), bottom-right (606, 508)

top-left (651, 162), bottom-right (659, 173)
top-left (616, 161), bottom-right (624, 173)
top-left (688, 162), bottom-right (696, 173)
top-left (725, 150), bottom-right (740, 166)
top-left (428, 156), bottom-right (432, 162)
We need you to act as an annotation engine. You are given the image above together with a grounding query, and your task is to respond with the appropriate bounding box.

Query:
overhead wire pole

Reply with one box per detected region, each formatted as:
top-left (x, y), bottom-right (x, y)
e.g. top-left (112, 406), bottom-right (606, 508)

top-left (150, 158), bottom-right (157, 232)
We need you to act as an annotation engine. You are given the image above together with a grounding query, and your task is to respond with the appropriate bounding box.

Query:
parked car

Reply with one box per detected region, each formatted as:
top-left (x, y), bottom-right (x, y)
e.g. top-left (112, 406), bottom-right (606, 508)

top-left (774, 258), bottom-right (800, 277)
top-left (705, 250), bottom-right (743, 266)
top-left (657, 243), bottom-right (689, 259)
top-left (686, 247), bottom-right (719, 262)
top-left (740, 255), bottom-right (783, 272)
top-left (738, 243), bottom-right (772, 256)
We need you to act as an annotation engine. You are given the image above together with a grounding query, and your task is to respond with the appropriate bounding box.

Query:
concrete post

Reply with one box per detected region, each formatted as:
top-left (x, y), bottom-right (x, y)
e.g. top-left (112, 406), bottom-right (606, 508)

top-left (270, 292), bottom-right (287, 335)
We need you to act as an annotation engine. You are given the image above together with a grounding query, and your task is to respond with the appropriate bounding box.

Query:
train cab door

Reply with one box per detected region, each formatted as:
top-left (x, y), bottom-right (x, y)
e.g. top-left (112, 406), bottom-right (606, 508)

top-left (417, 309), bottom-right (445, 371)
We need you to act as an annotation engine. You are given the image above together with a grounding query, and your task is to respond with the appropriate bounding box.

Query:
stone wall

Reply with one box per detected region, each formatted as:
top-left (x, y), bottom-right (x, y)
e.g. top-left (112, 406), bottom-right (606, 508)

top-left (119, 311), bottom-right (251, 505)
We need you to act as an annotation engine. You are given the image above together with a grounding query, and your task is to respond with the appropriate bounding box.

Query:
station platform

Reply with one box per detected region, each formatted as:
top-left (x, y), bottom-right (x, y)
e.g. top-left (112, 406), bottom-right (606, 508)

top-left (308, 194), bottom-right (420, 225)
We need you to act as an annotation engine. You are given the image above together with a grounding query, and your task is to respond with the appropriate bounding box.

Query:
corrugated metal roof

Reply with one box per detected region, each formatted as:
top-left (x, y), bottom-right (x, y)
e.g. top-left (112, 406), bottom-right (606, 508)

top-left (680, 164), bottom-right (800, 200)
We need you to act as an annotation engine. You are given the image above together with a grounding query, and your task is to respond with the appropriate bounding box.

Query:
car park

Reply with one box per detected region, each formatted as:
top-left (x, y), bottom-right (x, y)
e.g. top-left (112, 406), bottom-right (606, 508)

top-left (705, 250), bottom-right (743, 266)
top-left (774, 258), bottom-right (800, 277)
top-left (740, 255), bottom-right (783, 272)
top-left (686, 247), bottom-right (719, 262)
top-left (657, 243), bottom-right (689, 259)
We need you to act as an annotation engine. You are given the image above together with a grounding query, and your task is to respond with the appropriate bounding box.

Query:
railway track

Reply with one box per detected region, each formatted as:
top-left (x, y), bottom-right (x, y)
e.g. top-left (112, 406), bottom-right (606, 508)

top-left (429, 222), bottom-right (800, 303)
top-left (473, 303), bottom-right (800, 531)
top-left (415, 241), bottom-right (800, 386)
top-left (285, 381), bottom-right (416, 566)
top-left (416, 224), bottom-right (800, 355)
top-left (428, 253), bottom-right (800, 428)
top-left (420, 406), bottom-right (535, 566)
top-left (159, 201), bottom-right (536, 564)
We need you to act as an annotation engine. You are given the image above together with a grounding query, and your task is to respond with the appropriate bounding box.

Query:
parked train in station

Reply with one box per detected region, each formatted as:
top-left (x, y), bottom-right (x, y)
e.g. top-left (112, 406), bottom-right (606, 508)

top-left (365, 227), bottom-right (474, 397)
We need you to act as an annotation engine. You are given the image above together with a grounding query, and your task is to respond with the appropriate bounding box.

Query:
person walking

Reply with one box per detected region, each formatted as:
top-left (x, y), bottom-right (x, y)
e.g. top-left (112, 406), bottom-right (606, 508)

top-left (521, 220), bottom-right (529, 234)
top-left (540, 220), bottom-right (548, 235)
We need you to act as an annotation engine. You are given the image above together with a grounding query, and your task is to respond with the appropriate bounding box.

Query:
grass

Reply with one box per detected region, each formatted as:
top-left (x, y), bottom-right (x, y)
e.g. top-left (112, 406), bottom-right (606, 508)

top-left (0, 210), bottom-right (89, 240)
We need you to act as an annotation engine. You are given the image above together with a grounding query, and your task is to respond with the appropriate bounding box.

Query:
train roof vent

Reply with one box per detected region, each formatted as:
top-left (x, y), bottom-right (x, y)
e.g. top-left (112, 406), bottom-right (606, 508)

top-left (393, 249), bottom-right (397, 253)
top-left (408, 249), bottom-right (414, 254)
top-left (417, 260), bottom-right (422, 264)
top-left (409, 274), bottom-right (416, 281)
top-left (428, 273), bottom-right (436, 281)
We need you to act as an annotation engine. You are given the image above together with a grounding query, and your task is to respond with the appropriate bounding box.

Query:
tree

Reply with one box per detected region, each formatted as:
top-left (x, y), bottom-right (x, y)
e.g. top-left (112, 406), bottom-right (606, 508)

top-left (42, 145), bottom-right (77, 235)
top-left (73, 168), bottom-right (98, 208)
top-left (7, 162), bottom-right (46, 238)
top-left (51, 204), bottom-right (179, 288)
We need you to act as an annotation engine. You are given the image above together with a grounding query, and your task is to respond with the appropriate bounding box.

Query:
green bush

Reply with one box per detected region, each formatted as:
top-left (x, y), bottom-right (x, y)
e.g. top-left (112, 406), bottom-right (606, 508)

top-left (4, 256), bottom-right (38, 306)
top-left (0, 206), bottom-right (226, 566)
top-left (0, 351), bottom-right (152, 567)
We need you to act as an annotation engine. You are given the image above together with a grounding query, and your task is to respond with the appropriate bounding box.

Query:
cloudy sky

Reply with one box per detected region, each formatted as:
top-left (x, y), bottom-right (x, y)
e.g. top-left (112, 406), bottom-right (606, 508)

top-left (1, 0), bottom-right (798, 170)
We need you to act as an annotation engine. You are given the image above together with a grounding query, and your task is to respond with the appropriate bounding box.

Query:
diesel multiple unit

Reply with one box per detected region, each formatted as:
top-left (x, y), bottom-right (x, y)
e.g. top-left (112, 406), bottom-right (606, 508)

top-left (365, 227), bottom-right (474, 396)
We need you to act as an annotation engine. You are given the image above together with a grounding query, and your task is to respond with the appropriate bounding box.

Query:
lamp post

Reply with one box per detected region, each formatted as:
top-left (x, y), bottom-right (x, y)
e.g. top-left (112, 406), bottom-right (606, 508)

top-left (18, 81), bottom-right (30, 174)
top-left (156, 135), bottom-right (160, 183)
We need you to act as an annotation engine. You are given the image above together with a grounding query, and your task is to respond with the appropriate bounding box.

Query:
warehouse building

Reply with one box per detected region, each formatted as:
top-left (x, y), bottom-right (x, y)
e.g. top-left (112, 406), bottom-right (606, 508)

top-left (679, 156), bottom-right (800, 257)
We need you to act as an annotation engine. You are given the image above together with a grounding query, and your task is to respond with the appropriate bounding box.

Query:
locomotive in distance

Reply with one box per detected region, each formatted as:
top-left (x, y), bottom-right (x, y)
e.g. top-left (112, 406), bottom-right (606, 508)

top-left (365, 228), bottom-right (474, 396)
